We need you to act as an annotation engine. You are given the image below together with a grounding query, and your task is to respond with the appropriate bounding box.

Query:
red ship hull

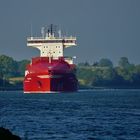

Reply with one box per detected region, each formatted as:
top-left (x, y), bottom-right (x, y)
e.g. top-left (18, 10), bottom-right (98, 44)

top-left (24, 57), bottom-right (78, 93)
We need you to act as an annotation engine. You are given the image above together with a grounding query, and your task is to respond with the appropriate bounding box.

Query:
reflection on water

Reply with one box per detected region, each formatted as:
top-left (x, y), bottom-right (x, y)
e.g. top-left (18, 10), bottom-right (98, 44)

top-left (0, 90), bottom-right (140, 140)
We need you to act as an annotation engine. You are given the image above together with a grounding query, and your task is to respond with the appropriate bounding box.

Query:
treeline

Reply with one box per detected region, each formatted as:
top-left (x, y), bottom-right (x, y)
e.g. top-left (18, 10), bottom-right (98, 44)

top-left (0, 55), bottom-right (30, 89)
top-left (77, 57), bottom-right (140, 88)
top-left (0, 54), bottom-right (140, 89)
top-left (0, 55), bottom-right (30, 78)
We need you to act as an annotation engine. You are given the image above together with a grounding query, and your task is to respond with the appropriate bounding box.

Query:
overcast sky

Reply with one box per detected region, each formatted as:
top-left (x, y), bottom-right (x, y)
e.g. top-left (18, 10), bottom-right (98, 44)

top-left (0, 0), bottom-right (140, 65)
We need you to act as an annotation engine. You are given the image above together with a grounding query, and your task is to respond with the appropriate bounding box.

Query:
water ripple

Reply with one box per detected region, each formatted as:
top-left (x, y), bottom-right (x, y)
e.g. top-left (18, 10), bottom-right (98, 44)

top-left (0, 90), bottom-right (140, 139)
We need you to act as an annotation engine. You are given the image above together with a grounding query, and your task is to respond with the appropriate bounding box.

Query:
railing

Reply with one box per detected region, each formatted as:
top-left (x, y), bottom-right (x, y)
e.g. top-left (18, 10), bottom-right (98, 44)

top-left (52, 56), bottom-right (73, 60)
top-left (27, 36), bottom-right (76, 40)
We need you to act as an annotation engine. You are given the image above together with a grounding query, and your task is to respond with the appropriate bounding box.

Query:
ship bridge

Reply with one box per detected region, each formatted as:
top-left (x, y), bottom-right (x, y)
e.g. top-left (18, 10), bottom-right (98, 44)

top-left (27, 24), bottom-right (77, 64)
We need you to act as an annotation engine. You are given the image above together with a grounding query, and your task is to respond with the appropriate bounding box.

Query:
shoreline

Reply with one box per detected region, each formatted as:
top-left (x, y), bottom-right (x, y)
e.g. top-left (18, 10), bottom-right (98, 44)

top-left (1, 86), bottom-right (140, 92)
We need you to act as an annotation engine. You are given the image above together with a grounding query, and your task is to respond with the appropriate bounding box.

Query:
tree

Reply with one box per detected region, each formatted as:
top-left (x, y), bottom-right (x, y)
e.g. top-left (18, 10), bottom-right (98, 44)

top-left (77, 67), bottom-right (93, 85)
top-left (92, 62), bottom-right (98, 67)
top-left (117, 57), bottom-right (137, 82)
top-left (118, 57), bottom-right (130, 69)
top-left (17, 60), bottom-right (30, 76)
top-left (98, 58), bottom-right (113, 68)
top-left (0, 55), bottom-right (18, 78)
top-left (78, 61), bottom-right (90, 67)
top-left (91, 67), bottom-right (116, 86)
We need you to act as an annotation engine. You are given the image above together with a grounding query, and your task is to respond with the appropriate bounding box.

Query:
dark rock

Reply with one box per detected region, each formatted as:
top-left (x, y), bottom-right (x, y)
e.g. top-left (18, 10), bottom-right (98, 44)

top-left (0, 127), bottom-right (21, 140)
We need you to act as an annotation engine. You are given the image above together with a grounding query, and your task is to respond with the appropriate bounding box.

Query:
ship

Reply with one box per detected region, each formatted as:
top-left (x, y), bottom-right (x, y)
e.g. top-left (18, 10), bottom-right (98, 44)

top-left (23, 24), bottom-right (78, 93)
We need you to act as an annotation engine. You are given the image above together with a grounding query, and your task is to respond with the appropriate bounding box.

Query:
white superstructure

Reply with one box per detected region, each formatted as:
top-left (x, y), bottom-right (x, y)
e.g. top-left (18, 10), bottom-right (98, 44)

top-left (27, 24), bottom-right (77, 63)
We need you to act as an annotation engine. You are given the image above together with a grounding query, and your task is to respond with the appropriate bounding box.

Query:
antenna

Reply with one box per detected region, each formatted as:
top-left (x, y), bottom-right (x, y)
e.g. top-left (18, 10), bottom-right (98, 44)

top-left (58, 29), bottom-right (62, 38)
top-left (50, 24), bottom-right (53, 35)
top-left (41, 27), bottom-right (45, 38)
top-left (30, 22), bottom-right (33, 37)
top-left (48, 24), bottom-right (57, 37)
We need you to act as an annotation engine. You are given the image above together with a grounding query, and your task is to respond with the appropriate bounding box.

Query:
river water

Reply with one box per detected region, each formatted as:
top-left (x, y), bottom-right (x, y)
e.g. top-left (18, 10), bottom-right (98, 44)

top-left (0, 89), bottom-right (140, 140)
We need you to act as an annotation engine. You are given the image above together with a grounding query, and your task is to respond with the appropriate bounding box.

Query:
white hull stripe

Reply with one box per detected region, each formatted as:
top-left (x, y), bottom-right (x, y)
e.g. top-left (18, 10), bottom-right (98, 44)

top-left (37, 75), bottom-right (62, 78)
top-left (24, 91), bottom-right (60, 93)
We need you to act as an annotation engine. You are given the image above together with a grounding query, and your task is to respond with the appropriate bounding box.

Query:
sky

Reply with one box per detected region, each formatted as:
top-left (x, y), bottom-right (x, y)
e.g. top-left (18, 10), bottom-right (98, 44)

top-left (0, 0), bottom-right (140, 65)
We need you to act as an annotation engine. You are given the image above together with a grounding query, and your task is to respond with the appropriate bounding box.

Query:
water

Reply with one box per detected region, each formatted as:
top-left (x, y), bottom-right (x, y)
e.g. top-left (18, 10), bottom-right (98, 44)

top-left (0, 89), bottom-right (140, 140)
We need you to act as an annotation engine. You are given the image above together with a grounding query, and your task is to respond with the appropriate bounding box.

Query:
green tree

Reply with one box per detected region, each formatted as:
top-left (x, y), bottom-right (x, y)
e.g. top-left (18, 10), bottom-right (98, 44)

top-left (117, 57), bottom-right (136, 82)
top-left (118, 57), bottom-right (130, 69)
top-left (92, 62), bottom-right (98, 67)
top-left (91, 67), bottom-right (116, 86)
top-left (98, 58), bottom-right (113, 68)
top-left (17, 60), bottom-right (30, 76)
top-left (0, 55), bottom-right (17, 78)
top-left (78, 61), bottom-right (90, 67)
top-left (77, 67), bottom-right (93, 85)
